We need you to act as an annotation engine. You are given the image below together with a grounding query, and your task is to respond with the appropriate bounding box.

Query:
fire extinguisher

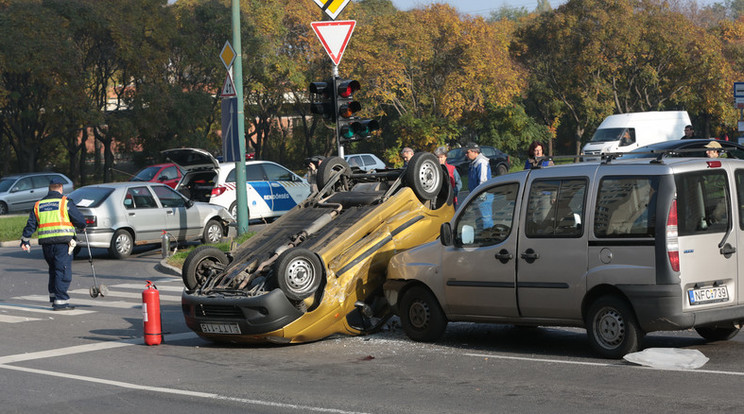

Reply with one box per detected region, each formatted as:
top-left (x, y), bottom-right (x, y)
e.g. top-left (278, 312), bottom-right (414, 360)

top-left (142, 280), bottom-right (162, 345)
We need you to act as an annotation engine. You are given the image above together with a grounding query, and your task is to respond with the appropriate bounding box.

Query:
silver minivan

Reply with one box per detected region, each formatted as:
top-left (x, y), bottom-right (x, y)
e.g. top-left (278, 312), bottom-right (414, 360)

top-left (385, 156), bottom-right (744, 358)
top-left (0, 172), bottom-right (74, 215)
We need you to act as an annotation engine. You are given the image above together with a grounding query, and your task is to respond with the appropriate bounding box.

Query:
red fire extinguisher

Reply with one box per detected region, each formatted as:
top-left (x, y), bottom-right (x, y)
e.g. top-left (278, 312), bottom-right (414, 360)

top-left (142, 280), bottom-right (162, 345)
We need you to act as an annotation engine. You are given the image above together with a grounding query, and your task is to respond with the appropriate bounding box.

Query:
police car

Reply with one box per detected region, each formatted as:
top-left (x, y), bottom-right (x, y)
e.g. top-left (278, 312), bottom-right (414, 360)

top-left (162, 148), bottom-right (311, 221)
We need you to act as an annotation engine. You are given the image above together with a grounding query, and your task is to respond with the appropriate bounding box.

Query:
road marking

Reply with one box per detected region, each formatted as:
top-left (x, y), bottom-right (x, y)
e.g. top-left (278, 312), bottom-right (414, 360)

top-left (13, 295), bottom-right (141, 309)
top-left (114, 283), bottom-right (184, 293)
top-left (0, 314), bottom-right (41, 323)
top-left (463, 352), bottom-right (744, 376)
top-left (0, 303), bottom-right (95, 315)
top-left (0, 331), bottom-right (366, 414)
top-left (68, 289), bottom-right (181, 302)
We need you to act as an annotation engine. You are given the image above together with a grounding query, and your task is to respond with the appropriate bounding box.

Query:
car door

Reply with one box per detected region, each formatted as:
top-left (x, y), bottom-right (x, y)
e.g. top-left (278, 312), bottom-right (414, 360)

top-left (8, 177), bottom-right (38, 211)
top-left (151, 184), bottom-right (199, 240)
top-left (244, 163), bottom-right (272, 219)
top-left (124, 186), bottom-right (166, 243)
top-left (516, 175), bottom-right (589, 319)
top-left (263, 162), bottom-right (311, 215)
top-left (440, 181), bottom-right (523, 317)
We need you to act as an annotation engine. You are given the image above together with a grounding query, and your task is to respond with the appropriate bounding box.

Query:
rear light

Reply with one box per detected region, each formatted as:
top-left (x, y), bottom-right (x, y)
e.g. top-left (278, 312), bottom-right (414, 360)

top-left (211, 186), bottom-right (227, 197)
top-left (85, 215), bottom-right (97, 227)
top-left (666, 199), bottom-right (679, 272)
top-left (706, 160), bottom-right (722, 168)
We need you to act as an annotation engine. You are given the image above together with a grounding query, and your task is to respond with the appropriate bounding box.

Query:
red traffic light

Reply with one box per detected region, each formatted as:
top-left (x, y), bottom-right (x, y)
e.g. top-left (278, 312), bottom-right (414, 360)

top-left (337, 80), bottom-right (360, 98)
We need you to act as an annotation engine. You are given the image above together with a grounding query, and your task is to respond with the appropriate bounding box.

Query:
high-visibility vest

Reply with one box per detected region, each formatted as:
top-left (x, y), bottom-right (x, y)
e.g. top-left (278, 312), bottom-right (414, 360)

top-left (34, 196), bottom-right (75, 240)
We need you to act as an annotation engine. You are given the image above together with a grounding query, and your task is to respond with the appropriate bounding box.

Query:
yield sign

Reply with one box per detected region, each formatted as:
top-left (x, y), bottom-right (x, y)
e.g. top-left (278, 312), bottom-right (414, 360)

top-left (311, 20), bottom-right (356, 66)
top-left (313, 0), bottom-right (351, 20)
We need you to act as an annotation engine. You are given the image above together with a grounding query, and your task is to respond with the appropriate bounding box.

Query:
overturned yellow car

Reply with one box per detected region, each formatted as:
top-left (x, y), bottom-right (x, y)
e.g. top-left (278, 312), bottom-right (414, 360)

top-left (180, 153), bottom-right (454, 343)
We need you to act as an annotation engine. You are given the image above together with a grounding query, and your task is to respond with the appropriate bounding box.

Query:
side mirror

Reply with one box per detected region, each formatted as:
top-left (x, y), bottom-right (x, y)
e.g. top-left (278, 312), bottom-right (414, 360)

top-left (461, 225), bottom-right (475, 244)
top-left (185, 199), bottom-right (194, 208)
top-left (440, 222), bottom-right (453, 246)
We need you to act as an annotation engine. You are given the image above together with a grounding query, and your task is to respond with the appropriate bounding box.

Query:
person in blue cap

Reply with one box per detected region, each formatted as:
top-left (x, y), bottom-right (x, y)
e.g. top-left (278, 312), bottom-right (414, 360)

top-left (20, 177), bottom-right (86, 310)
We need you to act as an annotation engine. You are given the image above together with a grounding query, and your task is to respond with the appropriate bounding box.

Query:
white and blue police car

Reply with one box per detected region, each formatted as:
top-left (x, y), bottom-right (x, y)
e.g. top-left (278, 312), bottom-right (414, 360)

top-left (163, 148), bottom-right (311, 221)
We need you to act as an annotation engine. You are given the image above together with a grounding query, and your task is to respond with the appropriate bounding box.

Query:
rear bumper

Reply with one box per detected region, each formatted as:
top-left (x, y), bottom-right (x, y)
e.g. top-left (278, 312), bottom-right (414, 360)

top-left (181, 289), bottom-right (303, 341)
top-left (619, 284), bottom-right (744, 332)
top-left (75, 228), bottom-right (114, 249)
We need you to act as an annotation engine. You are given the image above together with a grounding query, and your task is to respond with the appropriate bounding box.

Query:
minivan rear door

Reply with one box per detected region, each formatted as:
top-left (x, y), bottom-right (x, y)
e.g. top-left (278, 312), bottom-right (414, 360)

top-left (676, 167), bottom-right (737, 311)
top-left (516, 174), bottom-right (589, 319)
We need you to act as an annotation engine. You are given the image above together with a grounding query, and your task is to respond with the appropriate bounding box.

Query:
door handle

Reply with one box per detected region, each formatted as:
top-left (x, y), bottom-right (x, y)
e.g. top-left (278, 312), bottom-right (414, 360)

top-left (495, 249), bottom-right (513, 264)
top-left (720, 243), bottom-right (736, 259)
top-left (167, 210), bottom-right (174, 215)
top-left (520, 248), bottom-right (539, 264)
top-left (128, 212), bottom-right (135, 216)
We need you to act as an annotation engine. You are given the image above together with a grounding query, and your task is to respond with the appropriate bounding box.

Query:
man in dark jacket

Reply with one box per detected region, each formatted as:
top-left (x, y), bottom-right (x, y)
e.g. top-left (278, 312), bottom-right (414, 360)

top-left (20, 177), bottom-right (86, 310)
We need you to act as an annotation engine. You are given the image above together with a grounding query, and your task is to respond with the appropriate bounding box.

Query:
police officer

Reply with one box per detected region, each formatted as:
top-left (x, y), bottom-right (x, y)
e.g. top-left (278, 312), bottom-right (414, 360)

top-left (20, 177), bottom-right (86, 310)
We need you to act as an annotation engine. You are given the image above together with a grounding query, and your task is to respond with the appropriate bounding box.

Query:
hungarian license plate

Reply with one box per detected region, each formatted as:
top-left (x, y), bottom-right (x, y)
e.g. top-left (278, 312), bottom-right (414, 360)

top-left (200, 323), bottom-right (241, 334)
top-left (688, 286), bottom-right (729, 305)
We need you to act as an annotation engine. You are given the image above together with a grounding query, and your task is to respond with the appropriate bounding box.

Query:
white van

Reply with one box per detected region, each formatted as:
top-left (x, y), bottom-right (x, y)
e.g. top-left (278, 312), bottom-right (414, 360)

top-left (582, 111), bottom-right (691, 160)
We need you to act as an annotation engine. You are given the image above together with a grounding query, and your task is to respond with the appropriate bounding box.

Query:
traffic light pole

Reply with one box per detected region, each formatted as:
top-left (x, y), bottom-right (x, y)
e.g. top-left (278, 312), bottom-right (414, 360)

top-left (232, 0), bottom-right (249, 235)
top-left (332, 65), bottom-right (344, 158)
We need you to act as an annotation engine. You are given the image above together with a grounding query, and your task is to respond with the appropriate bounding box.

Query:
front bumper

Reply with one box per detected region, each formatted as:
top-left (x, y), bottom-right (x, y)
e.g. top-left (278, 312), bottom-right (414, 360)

top-left (181, 289), bottom-right (304, 341)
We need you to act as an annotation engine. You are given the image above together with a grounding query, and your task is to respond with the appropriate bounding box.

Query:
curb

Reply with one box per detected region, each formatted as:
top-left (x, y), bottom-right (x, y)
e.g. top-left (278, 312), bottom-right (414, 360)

top-left (0, 239), bottom-right (38, 248)
top-left (157, 259), bottom-right (182, 277)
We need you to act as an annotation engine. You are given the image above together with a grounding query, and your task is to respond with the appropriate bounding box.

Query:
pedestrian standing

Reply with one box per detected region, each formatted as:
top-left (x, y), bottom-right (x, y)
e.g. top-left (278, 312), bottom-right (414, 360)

top-left (434, 146), bottom-right (461, 207)
top-left (681, 125), bottom-right (696, 139)
top-left (20, 178), bottom-right (86, 310)
top-left (401, 147), bottom-right (414, 167)
top-left (465, 142), bottom-right (491, 192)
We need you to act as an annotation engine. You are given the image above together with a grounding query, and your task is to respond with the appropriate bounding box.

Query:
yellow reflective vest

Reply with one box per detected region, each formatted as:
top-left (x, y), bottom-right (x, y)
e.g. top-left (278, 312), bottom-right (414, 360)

top-left (34, 196), bottom-right (75, 240)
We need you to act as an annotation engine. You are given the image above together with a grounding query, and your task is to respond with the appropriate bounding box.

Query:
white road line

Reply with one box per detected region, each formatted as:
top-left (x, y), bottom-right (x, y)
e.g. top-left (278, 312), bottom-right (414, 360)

top-left (13, 295), bottom-right (140, 309)
top-left (0, 314), bottom-right (41, 323)
top-left (68, 289), bottom-right (181, 302)
top-left (113, 283), bottom-right (184, 293)
top-left (0, 303), bottom-right (95, 315)
top-left (463, 352), bottom-right (744, 376)
top-left (0, 363), bottom-right (367, 413)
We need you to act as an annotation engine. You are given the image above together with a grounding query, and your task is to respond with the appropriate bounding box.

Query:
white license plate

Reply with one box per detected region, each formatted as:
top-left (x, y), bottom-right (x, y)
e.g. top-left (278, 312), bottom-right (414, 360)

top-left (688, 286), bottom-right (729, 305)
top-left (200, 323), bottom-right (241, 334)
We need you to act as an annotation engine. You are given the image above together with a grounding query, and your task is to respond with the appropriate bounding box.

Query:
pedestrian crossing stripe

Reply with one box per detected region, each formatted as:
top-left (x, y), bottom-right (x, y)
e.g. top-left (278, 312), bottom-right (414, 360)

top-left (0, 303), bottom-right (94, 316)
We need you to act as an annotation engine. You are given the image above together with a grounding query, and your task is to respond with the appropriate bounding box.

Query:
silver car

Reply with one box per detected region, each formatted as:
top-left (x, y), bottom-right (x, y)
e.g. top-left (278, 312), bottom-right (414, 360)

top-left (68, 182), bottom-right (233, 259)
top-left (0, 172), bottom-right (74, 215)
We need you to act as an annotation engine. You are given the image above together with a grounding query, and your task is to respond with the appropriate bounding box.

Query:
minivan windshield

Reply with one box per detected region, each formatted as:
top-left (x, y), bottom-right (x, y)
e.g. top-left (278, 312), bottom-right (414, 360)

top-left (0, 178), bottom-right (14, 193)
top-left (590, 128), bottom-right (627, 143)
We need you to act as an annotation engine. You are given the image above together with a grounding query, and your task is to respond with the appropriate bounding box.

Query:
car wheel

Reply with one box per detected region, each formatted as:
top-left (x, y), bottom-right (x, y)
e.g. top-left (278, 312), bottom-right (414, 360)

top-left (586, 295), bottom-right (643, 359)
top-left (229, 202), bottom-right (250, 221)
top-left (496, 164), bottom-right (508, 176)
top-left (400, 285), bottom-right (447, 342)
top-left (0, 201), bottom-right (7, 215)
top-left (182, 245), bottom-right (229, 291)
top-left (405, 152), bottom-right (443, 202)
top-left (695, 326), bottom-right (741, 341)
top-left (316, 156), bottom-right (351, 190)
top-left (108, 229), bottom-right (133, 260)
top-left (202, 219), bottom-right (224, 244)
top-left (274, 248), bottom-right (322, 301)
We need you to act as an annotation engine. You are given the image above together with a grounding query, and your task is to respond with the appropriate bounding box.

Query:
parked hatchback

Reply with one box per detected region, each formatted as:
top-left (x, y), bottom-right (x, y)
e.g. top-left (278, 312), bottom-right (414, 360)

top-left (386, 154), bottom-right (744, 358)
top-left (68, 182), bottom-right (233, 259)
top-left (447, 145), bottom-right (510, 177)
top-left (0, 172), bottom-right (74, 215)
top-left (163, 148), bottom-right (311, 220)
top-left (130, 163), bottom-right (183, 189)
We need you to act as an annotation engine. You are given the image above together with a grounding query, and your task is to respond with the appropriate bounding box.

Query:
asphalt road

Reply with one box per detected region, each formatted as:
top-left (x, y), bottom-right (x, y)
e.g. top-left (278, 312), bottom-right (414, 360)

top-left (2, 245), bottom-right (744, 413)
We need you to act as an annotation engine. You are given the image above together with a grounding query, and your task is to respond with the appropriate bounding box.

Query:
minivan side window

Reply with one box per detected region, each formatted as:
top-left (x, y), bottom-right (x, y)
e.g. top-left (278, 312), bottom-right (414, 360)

top-left (525, 179), bottom-right (586, 238)
top-left (675, 171), bottom-right (730, 236)
top-left (455, 183), bottom-right (519, 247)
top-left (594, 176), bottom-right (658, 238)
top-left (736, 170), bottom-right (744, 230)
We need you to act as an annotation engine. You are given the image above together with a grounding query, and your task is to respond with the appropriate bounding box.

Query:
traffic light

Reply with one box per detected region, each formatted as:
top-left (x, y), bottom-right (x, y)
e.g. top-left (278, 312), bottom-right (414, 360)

top-left (309, 79), bottom-right (335, 121)
top-left (334, 79), bottom-right (379, 144)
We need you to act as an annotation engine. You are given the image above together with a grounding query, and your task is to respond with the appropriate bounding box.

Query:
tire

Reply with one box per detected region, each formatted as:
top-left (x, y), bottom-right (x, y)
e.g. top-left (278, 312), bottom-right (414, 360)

top-left (108, 229), bottom-right (133, 260)
top-left (496, 164), bottom-right (508, 176)
top-left (695, 325), bottom-right (741, 341)
top-left (228, 202), bottom-right (250, 221)
top-left (316, 156), bottom-right (351, 190)
top-left (202, 219), bottom-right (224, 244)
top-left (274, 248), bottom-right (323, 301)
top-left (182, 245), bottom-right (229, 290)
top-left (586, 295), bottom-right (643, 359)
top-left (405, 152), bottom-right (443, 202)
top-left (399, 285), bottom-right (447, 342)
top-left (0, 201), bottom-right (7, 215)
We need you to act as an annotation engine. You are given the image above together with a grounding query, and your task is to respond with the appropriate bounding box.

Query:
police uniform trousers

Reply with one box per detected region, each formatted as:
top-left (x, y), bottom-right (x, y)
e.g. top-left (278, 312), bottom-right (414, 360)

top-left (42, 243), bottom-right (73, 304)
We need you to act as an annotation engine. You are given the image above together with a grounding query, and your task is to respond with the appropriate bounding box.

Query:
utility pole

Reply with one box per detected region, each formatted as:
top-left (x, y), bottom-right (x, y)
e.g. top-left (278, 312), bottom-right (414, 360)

top-left (232, 0), bottom-right (249, 235)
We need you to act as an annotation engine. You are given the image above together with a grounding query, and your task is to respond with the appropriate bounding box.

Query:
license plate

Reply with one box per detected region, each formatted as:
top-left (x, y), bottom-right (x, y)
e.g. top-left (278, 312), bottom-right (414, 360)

top-left (200, 323), bottom-right (241, 334)
top-left (688, 286), bottom-right (729, 305)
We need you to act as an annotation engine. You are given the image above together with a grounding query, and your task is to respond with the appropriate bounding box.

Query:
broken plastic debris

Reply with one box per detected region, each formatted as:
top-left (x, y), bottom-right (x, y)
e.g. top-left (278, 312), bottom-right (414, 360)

top-left (623, 348), bottom-right (708, 370)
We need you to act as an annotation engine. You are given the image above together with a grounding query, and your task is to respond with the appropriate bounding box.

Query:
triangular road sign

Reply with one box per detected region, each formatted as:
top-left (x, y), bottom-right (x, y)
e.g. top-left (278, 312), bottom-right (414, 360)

top-left (311, 20), bottom-right (356, 66)
top-left (221, 73), bottom-right (236, 98)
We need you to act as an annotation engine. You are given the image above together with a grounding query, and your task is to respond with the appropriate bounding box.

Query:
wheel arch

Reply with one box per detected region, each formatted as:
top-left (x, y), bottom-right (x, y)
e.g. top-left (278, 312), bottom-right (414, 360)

top-left (582, 284), bottom-right (637, 325)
